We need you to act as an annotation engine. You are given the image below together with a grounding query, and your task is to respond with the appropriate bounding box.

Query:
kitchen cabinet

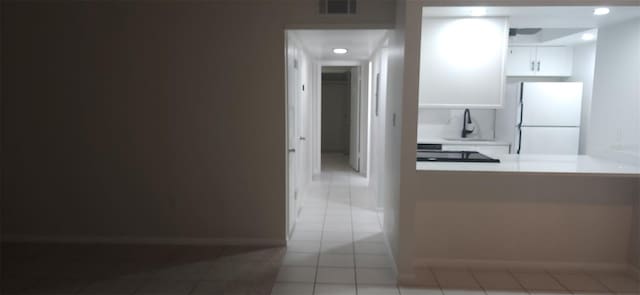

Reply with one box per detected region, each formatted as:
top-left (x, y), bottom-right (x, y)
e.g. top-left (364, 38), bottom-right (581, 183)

top-left (536, 47), bottom-right (573, 76)
top-left (442, 144), bottom-right (511, 156)
top-left (506, 46), bottom-right (573, 77)
top-left (419, 17), bottom-right (509, 108)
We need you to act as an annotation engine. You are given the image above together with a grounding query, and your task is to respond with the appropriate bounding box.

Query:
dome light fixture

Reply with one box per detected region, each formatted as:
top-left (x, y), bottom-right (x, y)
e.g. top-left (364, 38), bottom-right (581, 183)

top-left (581, 33), bottom-right (596, 41)
top-left (333, 48), bottom-right (348, 55)
top-left (593, 7), bottom-right (610, 16)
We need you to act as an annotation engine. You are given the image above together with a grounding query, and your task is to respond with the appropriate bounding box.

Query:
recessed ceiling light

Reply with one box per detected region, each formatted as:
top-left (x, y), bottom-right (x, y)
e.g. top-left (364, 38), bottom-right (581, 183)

top-left (333, 48), bottom-right (348, 55)
top-left (593, 7), bottom-right (610, 16)
top-left (470, 7), bottom-right (487, 17)
top-left (581, 33), bottom-right (596, 41)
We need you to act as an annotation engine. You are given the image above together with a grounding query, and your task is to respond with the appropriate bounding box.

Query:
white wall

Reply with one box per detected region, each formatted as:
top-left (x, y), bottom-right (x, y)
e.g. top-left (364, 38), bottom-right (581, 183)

top-left (349, 67), bottom-right (360, 169)
top-left (369, 44), bottom-right (389, 209)
top-left (588, 18), bottom-right (640, 165)
top-left (287, 33), bottom-right (315, 198)
top-left (417, 109), bottom-right (496, 142)
top-left (569, 42), bottom-right (597, 155)
top-left (360, 63), bottom-right (371, 177)
top-left (299, 45), bottom-right (314, 189)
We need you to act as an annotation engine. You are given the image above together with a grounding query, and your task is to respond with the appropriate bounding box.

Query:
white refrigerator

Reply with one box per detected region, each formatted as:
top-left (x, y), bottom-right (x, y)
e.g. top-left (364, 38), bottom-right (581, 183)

top-left (496, 82), bottom-right (583, 155)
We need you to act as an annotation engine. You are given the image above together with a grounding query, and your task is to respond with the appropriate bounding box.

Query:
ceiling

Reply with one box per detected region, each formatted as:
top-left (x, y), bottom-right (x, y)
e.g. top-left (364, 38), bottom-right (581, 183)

top-left (422, 6), bottom-right (640, 28)
top-left (291, 30), bottom-right (389, 61)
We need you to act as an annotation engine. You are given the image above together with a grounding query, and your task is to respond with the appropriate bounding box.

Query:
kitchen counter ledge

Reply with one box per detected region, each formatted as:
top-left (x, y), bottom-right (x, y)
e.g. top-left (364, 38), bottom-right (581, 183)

top-left (416, 155), bottom-right (640, 177)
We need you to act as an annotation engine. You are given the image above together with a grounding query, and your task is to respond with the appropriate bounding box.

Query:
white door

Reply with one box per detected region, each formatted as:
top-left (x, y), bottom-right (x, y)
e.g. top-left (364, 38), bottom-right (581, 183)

top-left (349, 67), bottom-right (360, 171)
top-left (519, 127), bottom-right (580, 154)
top-left (286, 38), bottom-right (300, 236)
top-left (535, 47), bottom-right (573, 76)
top-left (506, 46), bottom-right (535, 76)
top-left (521, 82), bottom-right (583, 127)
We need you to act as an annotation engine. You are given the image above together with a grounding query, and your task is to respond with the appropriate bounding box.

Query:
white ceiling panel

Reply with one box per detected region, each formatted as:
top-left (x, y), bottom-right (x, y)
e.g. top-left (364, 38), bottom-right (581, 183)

top-left (422, 6), bottom-right (640, 28)
top-left (291, 30), bottom-right (388, 61)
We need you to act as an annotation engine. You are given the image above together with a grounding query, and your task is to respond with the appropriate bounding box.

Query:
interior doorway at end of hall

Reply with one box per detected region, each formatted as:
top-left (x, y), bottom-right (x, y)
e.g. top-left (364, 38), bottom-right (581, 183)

top-left (321, 66), bottom-right (360, 172)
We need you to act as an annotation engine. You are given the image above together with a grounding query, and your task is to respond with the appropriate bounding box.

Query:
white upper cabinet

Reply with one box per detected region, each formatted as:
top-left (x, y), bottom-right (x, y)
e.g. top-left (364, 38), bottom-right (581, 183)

top-left (419, 17), bottom-right (509, 109)
top-left (535, 47), bottom-right (573, 76)
top-left (505, 46), bottom-right (536, 76)
top-left (506, 46), bottom-right (573, 77)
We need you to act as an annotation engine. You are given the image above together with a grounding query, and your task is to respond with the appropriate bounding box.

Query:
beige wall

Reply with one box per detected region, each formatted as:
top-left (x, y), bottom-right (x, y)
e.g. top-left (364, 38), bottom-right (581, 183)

top-left (1, 0), bottom-right (394, 242)
top-left (413, 173), bottom-right (636, 268)
top-left (380, 0), bottom-right (407, 276)
top-left (634, 180), bottom-right (640, 273)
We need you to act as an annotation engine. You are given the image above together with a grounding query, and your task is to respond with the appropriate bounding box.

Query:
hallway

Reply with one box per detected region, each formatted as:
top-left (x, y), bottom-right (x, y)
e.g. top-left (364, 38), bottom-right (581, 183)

top-left (273, 154), bottom-right (399, 294)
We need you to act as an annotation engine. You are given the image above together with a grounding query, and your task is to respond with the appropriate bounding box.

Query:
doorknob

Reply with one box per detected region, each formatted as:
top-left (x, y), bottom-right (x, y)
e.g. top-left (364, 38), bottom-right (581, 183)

top-left (299, 137), bottom-right (306, 141)
top-left (288, 148), bottom-right (296, 153)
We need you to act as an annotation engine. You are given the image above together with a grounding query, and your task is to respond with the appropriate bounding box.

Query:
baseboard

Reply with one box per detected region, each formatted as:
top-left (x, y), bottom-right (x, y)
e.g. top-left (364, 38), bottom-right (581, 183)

top-left (381, 230), bottom-right (399, 277)
top-left (378, 210), bottom-right (400, 279)
top-left (1, 235), bottom-right (286, 247)
top-left (414, 258), bottom-right (629, 273)
top-left (630, 264), bottom-right (640, 280)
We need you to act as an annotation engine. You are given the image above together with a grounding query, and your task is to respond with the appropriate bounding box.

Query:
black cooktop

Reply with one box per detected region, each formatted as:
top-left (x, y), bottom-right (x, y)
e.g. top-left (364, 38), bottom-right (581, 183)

top-left (417, 150), bottom-right (500, 163)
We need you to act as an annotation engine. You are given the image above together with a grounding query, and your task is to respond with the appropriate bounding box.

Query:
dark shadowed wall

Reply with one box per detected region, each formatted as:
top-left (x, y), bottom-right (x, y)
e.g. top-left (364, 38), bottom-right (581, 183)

top-left (1, 0), bottom-right (394, 242)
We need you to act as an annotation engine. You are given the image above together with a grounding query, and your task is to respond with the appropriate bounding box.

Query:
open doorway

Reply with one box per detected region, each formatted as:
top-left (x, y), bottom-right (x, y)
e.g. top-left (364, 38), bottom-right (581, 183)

top-left (321, 67), bottom-right (360, 172)
top-left (285, 29), bottom-right (390, 242)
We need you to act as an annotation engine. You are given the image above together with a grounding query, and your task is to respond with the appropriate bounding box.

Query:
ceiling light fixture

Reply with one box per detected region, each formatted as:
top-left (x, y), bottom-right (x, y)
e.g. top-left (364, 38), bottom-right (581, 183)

top-left (333, 48), bottom-right (348, 55)
top-left (593, 7), bottom-right (610, 16)
top-left (581, 33), bottom-right (596, 41)
top-left (470, 7), bottom-right (487, 17)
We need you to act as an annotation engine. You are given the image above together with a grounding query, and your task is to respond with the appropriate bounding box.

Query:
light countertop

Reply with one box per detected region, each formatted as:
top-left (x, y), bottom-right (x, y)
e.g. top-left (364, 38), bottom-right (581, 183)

top-left (416, 154), bottom-right (640, 176)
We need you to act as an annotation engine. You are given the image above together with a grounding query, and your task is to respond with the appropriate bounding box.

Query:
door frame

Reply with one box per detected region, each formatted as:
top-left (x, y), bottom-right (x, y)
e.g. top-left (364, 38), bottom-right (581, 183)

top-left (285, 31), bottom-right (308, 239)
top-left (314, 61), bottom-right (369, 176)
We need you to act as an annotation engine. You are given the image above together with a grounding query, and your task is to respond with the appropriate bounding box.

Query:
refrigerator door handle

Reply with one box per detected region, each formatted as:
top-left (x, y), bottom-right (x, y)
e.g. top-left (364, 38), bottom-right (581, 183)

top-left (517, 125), bottom-right (523, 154)
top-left (517, 83), bottom-right (525, 154)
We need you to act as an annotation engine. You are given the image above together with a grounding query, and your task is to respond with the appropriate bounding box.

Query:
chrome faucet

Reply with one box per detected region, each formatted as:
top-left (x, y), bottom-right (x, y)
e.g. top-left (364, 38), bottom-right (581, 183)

top-left (461, 108), bottom-right (475, 138)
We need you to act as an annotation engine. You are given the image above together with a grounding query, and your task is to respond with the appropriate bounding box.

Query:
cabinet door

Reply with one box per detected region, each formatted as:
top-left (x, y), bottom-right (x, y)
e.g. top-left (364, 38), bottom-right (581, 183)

top-left (506, 46), bottom-right (535, 76)
top-left (419, 17), bottom-right (509, 108)
top-left (535, 47), bottom-right (573, 76)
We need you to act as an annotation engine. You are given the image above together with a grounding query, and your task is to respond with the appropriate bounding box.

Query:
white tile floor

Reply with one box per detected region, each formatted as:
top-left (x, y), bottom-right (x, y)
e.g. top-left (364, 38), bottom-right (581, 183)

top-left (273, 154), bottom-right (399, 295)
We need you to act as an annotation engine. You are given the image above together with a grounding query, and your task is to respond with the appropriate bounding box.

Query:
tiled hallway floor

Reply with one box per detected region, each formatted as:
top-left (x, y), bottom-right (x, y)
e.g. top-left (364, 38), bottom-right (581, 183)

top-left (2, 155), bottom-right (639, 295)
top-left (272, 154), bottom-right (397, 294)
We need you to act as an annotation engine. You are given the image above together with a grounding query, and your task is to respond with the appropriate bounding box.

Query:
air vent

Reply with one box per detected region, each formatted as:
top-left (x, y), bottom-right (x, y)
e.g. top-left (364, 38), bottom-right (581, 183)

top-left (319, 0), bottom-right (356, 14)
top-left (509, 28), bottom-right (542, 37)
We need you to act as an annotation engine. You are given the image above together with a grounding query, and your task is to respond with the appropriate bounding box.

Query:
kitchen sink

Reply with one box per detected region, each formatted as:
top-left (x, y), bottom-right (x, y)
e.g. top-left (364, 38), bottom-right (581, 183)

top-left (417, 150), bottom-right (500, 163)
top-left (442, 137), bottom-right (494, 142)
